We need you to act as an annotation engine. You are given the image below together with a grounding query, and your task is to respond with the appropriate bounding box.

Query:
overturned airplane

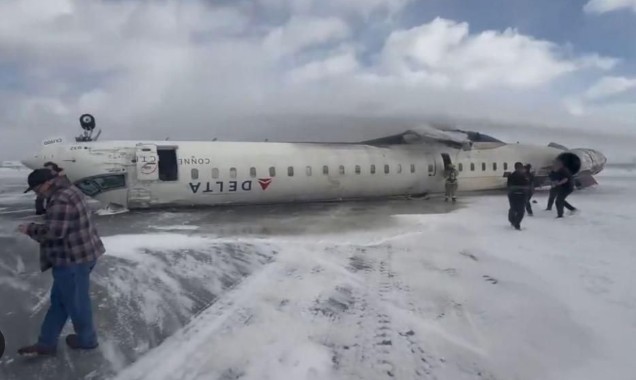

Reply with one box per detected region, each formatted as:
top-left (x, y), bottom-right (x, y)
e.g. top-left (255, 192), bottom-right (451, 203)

top-left (21, 114), bottom-right (606, 210)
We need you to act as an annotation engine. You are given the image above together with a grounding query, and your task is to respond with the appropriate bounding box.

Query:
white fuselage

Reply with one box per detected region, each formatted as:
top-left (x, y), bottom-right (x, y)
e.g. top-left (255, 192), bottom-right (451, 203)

top-left (21, 139), bottom-right (599, 210)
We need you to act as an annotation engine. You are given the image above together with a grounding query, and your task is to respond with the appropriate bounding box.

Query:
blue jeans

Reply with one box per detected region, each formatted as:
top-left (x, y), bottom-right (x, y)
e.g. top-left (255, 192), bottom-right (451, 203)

top-left (38, 260), bottom-right (98, 349)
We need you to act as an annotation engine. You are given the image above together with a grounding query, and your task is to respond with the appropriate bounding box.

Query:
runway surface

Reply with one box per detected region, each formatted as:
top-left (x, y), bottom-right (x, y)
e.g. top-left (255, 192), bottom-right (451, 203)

top-left (1, 167), bottom-right (635, 380)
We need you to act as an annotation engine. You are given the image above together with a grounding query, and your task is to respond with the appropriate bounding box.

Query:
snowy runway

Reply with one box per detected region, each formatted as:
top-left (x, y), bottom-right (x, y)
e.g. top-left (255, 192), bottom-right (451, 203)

top-left (113, 169), bottom-right (636, 380)
top-left (1, 168), bottom-right (635, 380)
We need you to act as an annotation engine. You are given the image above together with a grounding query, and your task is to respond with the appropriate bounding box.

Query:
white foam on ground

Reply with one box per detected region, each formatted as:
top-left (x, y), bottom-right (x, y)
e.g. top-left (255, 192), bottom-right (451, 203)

top-left (110, 170), bottom-right (636, 380)
top-left (148, 225), bottom-right (199, 231)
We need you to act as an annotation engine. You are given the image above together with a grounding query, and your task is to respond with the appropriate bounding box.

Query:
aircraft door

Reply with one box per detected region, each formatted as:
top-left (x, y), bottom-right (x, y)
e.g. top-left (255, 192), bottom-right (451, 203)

top-left (135, 144), bottom-right (159, 181)
top-left (441, 153), bottom-right (452, 171)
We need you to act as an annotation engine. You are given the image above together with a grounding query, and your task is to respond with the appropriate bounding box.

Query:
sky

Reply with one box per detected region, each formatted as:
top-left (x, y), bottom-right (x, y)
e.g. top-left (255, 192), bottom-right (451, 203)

top-left (0, 0), bottom-right (635, 160)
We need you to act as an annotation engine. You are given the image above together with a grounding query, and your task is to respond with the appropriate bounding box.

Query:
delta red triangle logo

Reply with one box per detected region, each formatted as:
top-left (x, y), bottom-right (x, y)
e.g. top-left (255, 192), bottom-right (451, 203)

top-left (258, 178), bottom-right (272, 190)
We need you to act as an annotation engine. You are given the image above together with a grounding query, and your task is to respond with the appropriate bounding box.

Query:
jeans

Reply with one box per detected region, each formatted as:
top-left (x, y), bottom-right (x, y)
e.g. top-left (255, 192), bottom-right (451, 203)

top-left (546, 187), bottom-right (557, 210)
top-left (38, 260), bottom-right (98, 349)
top-left (525, 191), bottom-right (534, 215)
top-left (556, 188), bottom-right (575, 217)
top-left (508, 192), bottom-right (527, 227)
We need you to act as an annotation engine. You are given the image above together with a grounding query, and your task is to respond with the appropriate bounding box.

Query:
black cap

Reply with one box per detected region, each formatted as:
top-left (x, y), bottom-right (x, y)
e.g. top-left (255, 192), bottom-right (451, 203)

top-left (24, 169), bottom-right (57, 193)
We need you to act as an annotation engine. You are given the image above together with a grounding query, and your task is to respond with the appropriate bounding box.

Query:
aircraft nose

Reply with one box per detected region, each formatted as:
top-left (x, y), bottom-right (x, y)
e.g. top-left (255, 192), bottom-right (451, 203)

top-left (21, 154), bottom-right (41, 170)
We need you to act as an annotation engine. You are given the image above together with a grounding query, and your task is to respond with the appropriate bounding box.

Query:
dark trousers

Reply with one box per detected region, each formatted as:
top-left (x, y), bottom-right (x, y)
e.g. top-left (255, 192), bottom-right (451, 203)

top-left (546, 187), bottom-right (557, 210)
top-left (556, 188), bottom-right (575, 217)
top-left (525, 191), bottom-right (534, 215)
top-left (38, 260), bottom-right (98, 349)
top-left (508, 192), bottom-right (527, 227)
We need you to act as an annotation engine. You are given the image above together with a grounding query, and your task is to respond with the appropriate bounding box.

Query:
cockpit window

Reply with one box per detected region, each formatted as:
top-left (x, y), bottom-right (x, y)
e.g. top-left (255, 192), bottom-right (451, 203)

top-left (93, 175), bottom-right (126, 190)
top-left (75, 174), bottom-right (126, 197)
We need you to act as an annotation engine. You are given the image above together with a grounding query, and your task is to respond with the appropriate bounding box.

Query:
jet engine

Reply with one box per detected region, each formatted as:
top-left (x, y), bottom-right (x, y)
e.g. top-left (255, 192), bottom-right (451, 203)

top-left (549, 144), bottom-right (607, 189)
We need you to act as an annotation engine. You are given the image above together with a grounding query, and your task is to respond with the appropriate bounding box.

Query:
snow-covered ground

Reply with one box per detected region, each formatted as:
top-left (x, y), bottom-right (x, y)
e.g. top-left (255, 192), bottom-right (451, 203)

top-left (107, 170), bottom-right (636, 380)
top-left (1, 167), bottom-right (634, 380)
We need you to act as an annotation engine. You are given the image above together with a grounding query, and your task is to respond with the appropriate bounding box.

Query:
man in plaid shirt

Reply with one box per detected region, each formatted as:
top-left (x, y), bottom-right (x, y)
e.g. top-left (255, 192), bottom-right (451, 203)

top-left (17, 168), bottom-right (105, 356)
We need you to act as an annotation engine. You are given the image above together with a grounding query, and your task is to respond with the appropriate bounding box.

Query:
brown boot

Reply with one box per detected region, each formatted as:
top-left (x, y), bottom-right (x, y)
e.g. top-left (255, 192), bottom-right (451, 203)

top-left (17, 344), bottom-right (56, 357)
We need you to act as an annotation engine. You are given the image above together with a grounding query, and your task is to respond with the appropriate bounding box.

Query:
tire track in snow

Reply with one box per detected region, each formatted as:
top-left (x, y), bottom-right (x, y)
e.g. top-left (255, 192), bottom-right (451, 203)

top-left (335, 244), bottom-right (441, 379)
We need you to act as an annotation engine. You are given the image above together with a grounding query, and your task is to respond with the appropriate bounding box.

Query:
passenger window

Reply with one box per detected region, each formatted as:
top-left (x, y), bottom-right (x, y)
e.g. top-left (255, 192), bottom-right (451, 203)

top-left (269, 167), bottom-right (276, 177)
top-left (470, 163), bottom-right (475, 171)
top-left (306, 166), bottom-right (312, 176)
top-left (397, 164), bottom-right (402, 174)
top-left (410, 164), bottom-right (416, 173)
top-left (492, 163), bottom-right (497, 171)
top-left (288, 166), bottom-right (294, 176)
top-left (191, 168), bottom-right (199, 180)
top-left (212, 168), bottom-right (219, 179)
top-left (428, 164), bottom-right (434, 173)
top-left (384, 164), bottom-right (390, 174)
top-left (458, 163), bottom-right (463, 171)
top-left (339, 165), bottom-right (345, 175)
top-left (482, 163), bottom-right (486, 171)
top-left (355, 165), bottom-right (361, 174)
top-left (250, 167), bottom-right (257, 178)
top-left (230, 167), bottom-right (237, 179)
top-left (371, 164), bottom-right (376, 174)
top-left (504, 162), bottom-right (508, 171)
top-left (323, 165), bottom-right (329, 175)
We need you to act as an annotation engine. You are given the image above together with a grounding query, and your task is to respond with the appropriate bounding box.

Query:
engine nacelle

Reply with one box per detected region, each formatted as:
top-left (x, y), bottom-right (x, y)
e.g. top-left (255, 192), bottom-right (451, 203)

top-left (567, 148), bottom-right (607, 175)
top-left (554, 148), bottom-right (607, 189)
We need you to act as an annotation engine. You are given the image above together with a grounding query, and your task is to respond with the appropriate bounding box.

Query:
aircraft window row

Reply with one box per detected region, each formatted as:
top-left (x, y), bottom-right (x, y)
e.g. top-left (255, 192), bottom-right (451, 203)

top-left (455, 162), bottom-right (511, 172)
top-left (191, 164), bottom-right (419, 179)
top-left (75, 174), bottom-right (126, 197)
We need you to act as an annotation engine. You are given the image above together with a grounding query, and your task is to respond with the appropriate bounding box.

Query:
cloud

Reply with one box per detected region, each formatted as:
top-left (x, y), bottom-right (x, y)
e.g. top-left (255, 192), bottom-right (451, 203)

top-left (263, 16), bottom-right (350, 57)
top-left (584, 76), bottom-right (636, 100)
top-left (256, 0), bottom-right (413, 17)
top-left (584, 0), bottom-right (636, 14)
top-left (564, 75), bottom-right (636, 122)
top-left (375, 18), bottom-right (611, 90)
top-left (0, 0), bottom-right (633, 160)
top-left (286, 51), bottom-right (360, 84)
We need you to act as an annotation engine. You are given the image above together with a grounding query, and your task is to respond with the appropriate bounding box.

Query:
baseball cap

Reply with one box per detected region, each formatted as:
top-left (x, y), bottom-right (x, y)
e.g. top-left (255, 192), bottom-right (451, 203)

top-left (24, 169), bottom-right (57, 193)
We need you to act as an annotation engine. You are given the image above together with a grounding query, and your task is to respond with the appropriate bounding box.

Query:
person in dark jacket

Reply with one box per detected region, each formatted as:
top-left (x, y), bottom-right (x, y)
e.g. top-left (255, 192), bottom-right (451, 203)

top-left (507, 162), bottom-right (529, 230)
top-left (545, 169), bottom-right (559, 211)
top-left (524, 164), bottom-right (535, 216)
top-left (17, 169), bottom-right (105, 356)
top-left (552, 159), bottom-right (577, 218)
top-left (35, 162), bottom-right (70, 215)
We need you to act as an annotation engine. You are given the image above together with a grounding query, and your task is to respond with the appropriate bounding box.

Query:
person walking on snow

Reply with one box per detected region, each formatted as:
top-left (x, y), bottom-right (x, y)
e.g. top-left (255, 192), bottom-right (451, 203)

top-left (17, 168), bottom-right (105, 356)
top-left (524, 164), bottom-right (535, 216)
top-left (507, 162), bottom-right (529, 230)
top-left (552, 159), bottom-right (577, 218)
top-left (444, 163), bottom-right (459, 203)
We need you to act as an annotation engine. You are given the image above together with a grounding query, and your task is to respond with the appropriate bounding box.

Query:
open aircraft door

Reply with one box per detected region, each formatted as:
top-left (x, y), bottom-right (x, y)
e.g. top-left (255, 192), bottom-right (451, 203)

top-left (135, 144), bottom-right (159, 181)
